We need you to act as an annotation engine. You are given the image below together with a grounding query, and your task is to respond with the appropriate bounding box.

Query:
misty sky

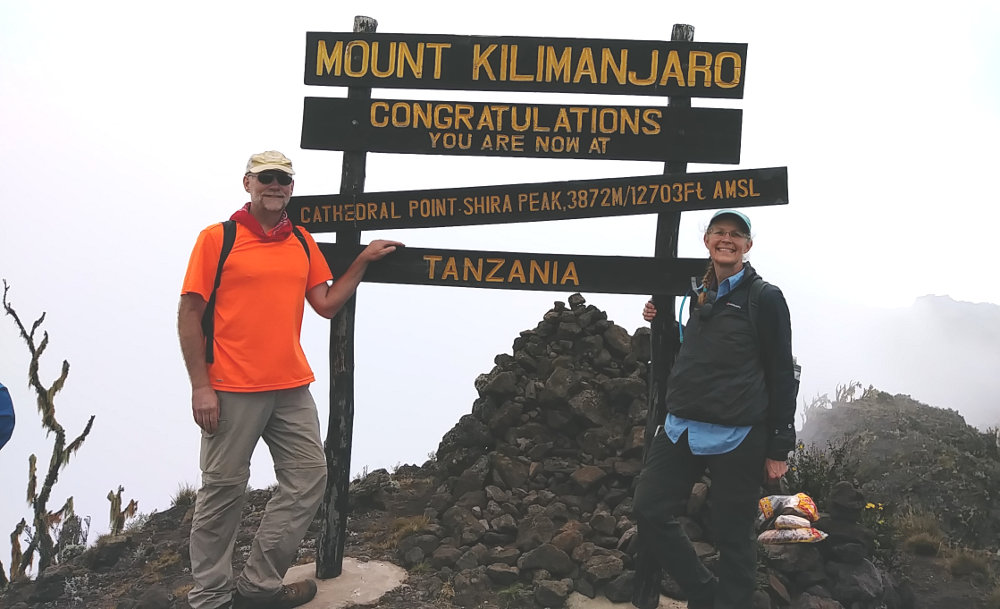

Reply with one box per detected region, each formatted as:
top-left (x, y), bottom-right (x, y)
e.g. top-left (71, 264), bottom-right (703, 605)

top-left (1, 0), bottom-right (998, 567)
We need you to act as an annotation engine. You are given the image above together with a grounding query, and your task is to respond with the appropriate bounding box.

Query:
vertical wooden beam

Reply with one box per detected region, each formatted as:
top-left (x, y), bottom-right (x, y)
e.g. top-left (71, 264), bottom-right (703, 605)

top-left (644, 23), bottom-right (695, 453)
top-left (635, 24), bottom-right (697, 609)
top-left (316, 14), bottom-right (376, 580)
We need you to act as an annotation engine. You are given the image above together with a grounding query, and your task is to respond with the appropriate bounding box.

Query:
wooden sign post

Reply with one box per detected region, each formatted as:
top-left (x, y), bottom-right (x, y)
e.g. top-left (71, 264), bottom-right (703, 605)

top-left (315, 15), bottom-right (375, 580)
top-left (300, 18), bottom-right (787, 578)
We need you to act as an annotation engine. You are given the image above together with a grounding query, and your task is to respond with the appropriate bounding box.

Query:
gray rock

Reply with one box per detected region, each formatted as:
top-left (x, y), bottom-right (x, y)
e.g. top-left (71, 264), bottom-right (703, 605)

top-left (482, 370), bottom-right (519, 396)
top-left (456, 548), bottom-right (480, 570)
top-left (398, 534), bottom-right (440, 557)
top-left (603, 324), bottom-right (632, 357)
top-left (790, 591), bottom-right (845, 609)
top-left (568, 389), bottom-right (610, 426)
top-left (515, 514), bottom-right (556, 551)
top-left (827, 481), bottom-right (865, 522)
top-left (603, 571), bottom-right (635, 603)
top-left (571, 465), bottom-right (607, 492)
top-left (589, 511), bottom-right (616, 535)
top-left (452, 566), bottom-right (491, 608)
top-left (401, 545), bottom-right (425, 568)
top-left (486, 563), bottom-right (520, 585)
top-left (632, 327), bottom-right (651, 362)
top-left (581, 554), bottom-right (624, 583)
top-left (826, 559), bottom-right (885, 604)
top-left (575, 576), bottom-right (597, 598)
top-left (518, 543), bottom-right (575, 576)
top-left (550, 528), bottom-right (584, 555)
top-left (487, 546), bottom-right (520, 566)
top-left (534, 578), bottom-right (573, 607)
top-left (442, 506), bottom-right (486, 546)
top-left (490, 513), bottom-right (518, 535)
top-left (454, 490), bottom-right (487, 509)
top-left (453, 455), bottom-right (490, 497)
top-left (544, 367), bottom-right (580, 402)
top-left (430, 545), bottom-right (462, 568)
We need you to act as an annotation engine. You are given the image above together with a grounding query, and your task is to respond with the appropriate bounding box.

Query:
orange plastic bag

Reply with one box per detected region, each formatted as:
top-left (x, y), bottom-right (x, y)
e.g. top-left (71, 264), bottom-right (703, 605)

top-left (757, 527), bottom-right (828, 544)
top-left (756, 492), bottom-right (820, 530)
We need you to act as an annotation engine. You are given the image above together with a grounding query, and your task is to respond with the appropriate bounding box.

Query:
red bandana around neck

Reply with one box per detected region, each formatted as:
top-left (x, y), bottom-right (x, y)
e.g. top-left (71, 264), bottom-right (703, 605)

top-left (230, 202), bottom-right (293, 242)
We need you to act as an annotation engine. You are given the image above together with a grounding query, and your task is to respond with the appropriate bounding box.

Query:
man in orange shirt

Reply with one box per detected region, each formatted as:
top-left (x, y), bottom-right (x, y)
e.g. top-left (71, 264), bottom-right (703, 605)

top-left (178, 150), bottom-right (401, 609)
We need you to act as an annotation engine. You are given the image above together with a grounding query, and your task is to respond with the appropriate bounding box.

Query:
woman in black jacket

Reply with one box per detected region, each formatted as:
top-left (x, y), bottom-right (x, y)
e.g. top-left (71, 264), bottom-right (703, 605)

top-left (633, 209), bottom-right (797, 609)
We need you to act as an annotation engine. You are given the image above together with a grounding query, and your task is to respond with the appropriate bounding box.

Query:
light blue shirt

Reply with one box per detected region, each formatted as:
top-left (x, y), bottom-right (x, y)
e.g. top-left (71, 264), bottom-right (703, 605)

top-left (666, 268), bottom-right (753, 455)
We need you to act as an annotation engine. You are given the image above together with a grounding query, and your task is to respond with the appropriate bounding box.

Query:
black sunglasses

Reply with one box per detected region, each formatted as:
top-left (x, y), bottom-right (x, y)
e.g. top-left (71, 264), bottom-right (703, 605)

top-left (254, 172), bottom-right (292, 186)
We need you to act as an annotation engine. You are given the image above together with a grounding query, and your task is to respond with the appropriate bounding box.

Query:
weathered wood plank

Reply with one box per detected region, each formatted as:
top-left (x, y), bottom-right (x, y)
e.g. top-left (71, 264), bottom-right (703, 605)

top-left (301, 97), bottom-right (741, 163)
top-left (320, 243), bottom-right (708, 296)
top-left (304, 32), bottom-right (747, 98)
top-left (290, 167), bottom-right (787, 233)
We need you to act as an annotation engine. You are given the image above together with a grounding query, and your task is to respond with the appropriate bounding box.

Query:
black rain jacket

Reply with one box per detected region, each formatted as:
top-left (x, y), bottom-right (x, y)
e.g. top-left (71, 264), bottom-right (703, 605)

top-left (665, 263), bottom-right (798, 460)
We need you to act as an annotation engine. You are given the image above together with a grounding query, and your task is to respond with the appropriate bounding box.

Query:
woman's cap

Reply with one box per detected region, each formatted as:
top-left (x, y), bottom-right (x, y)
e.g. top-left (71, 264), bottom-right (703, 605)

top-left (710, 209), bottom-right (751, 234)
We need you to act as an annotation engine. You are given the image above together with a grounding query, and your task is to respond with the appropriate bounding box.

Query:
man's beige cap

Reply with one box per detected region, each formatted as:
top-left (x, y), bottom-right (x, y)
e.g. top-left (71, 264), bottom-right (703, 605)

top-left (245, 150), bottom-right (295, 175)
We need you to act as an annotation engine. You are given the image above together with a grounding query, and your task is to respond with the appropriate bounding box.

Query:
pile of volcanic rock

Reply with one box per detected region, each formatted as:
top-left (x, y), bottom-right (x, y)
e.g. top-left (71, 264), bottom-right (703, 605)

top-left (388, 294), bottom-right (913, 608)
top-left (396, 293), bottom-right (653, 607)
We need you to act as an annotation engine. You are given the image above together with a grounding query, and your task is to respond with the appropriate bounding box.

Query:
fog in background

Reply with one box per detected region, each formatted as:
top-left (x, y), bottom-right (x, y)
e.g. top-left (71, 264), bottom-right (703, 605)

top-left (2, 0), bottom-right (998, 568)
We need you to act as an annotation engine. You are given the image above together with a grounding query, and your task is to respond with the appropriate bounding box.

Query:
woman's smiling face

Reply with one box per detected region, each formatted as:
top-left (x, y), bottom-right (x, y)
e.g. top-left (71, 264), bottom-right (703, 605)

top-left (704, 217), bottom-right (752, 267)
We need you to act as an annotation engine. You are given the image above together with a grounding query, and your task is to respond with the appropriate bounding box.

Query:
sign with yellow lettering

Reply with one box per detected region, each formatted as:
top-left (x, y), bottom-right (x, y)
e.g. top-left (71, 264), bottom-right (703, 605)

top-left (290, 167), bottom-right (787, 233)
top-left (301, 97), bottom-right (741, 163)
top-left (304, 33), bottom-right (747, 99)
top-left (320, 243), bottom-right (708, 295)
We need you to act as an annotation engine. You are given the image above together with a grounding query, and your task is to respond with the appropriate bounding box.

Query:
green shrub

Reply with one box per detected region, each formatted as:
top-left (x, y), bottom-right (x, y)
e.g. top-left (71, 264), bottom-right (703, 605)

top-left (947, 548), bottom-right (989, 578)
top-left (171, 482), bottom-right (198, 509)
top-left (497, 582), bottom-right (531, 609)
top-left (784, 438), bottom-right (856, 510)
top-left (861, 502), bottom-right (894, 550)
top-left (894, 507), bottom-right (943, 541)
top-left (903, 532), bottom-right (943, 556)
top-left (123, 511), bottom-right (152, 535)
top-left (367, 515), bottom-right (431, 551)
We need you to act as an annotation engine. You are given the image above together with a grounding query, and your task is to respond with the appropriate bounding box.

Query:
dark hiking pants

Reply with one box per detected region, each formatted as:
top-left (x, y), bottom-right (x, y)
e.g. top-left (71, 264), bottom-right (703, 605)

top-left (632, 425), bottom-right (766, 609)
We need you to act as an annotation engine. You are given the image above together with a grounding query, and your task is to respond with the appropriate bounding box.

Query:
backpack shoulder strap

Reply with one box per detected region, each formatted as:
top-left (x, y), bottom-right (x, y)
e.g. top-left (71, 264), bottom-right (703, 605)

top-left (748, 276), bottom-right (768, 340)
top-left (291, 225), bottom-right (311, 261)
top-left (201, 220), bottom-right (237, 364)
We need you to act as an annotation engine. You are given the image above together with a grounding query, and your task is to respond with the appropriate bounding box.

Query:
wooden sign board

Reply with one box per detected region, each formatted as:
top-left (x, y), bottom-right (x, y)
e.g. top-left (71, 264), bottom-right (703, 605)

top-left (301, 97), bottom-right (741, 163)
top-left (291, 167), bottom-right (787, 233)
top-left (304, 33), bottom-right (747, 99)
top-left (320, 243), bottom-right (708, 295)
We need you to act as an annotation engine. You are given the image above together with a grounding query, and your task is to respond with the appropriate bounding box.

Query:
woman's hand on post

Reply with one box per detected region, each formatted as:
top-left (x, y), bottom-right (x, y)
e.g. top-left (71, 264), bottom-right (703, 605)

top-left (642, 300), bottom-right (657, 322)
top-left (764, 458), bottom-right (788, 481)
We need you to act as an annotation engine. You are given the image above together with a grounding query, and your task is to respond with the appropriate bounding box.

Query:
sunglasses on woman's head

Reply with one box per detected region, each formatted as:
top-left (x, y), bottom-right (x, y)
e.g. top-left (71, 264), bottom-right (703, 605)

top-left (254, 172), bottom-right (292, 186)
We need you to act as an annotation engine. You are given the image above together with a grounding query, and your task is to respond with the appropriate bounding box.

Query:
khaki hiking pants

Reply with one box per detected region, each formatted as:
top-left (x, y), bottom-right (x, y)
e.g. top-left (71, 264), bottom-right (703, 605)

top-left (188, 386), bottom-right (327, 609)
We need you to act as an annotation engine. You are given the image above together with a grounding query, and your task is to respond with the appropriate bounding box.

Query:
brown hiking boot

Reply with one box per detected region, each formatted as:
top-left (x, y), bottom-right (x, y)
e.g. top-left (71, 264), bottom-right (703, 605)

top-left (233, 579), bottom-right (318, 609)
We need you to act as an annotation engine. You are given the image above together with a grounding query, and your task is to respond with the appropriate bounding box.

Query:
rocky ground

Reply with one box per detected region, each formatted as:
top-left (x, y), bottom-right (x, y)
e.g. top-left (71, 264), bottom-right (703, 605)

top-left (3, 463), bottom-right (997, 609)
top-left (0, 466), bottom-right (525, 609)
top-left (4, 295), bottom-right (999, 608)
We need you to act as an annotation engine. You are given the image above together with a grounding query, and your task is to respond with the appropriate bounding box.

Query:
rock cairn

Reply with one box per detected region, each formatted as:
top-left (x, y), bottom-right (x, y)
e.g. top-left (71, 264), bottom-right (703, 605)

top-left (760, 481), bottom-right (914, 609)
top-left (401, 294), bottom-right (651, 607)
top-left (388, 294), bottom-right (913, 608)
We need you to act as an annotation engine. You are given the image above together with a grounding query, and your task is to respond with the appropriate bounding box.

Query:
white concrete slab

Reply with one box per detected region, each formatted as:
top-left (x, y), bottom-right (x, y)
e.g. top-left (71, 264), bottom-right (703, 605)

top-left (281, 559), bottom-right (407, 608)
top-left (566, 592), bottom-right (687, 609)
